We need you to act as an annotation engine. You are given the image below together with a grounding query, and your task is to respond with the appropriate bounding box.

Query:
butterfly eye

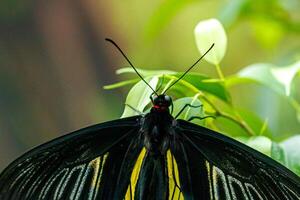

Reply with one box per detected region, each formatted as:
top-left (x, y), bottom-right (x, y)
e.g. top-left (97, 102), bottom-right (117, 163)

top-left (151, 95), bottom-right (158, 103)
top-left (164, 95), bottom-right (172, 106)
top-left (164, 95), bottom-right (171, 102)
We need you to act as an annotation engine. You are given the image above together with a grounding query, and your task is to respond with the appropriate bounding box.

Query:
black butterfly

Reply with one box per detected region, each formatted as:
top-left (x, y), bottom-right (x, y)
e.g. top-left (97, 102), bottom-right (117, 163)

top-left (0, 39), bottom-right (299, 200)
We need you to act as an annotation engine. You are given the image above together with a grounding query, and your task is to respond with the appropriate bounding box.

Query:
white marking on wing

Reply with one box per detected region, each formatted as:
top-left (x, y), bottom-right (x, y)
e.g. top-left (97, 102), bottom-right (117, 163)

top-left (212, 166), bottom-right (231, 200)
top-left (245, 183), bottom-right (264, 200)
top-left (228, 175), bottom-right (248, 200)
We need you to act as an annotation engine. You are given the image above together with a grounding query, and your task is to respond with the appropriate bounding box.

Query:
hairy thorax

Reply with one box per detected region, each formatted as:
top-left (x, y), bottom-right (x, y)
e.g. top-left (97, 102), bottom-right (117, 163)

top-left (141, 108), bottom-right (175, 156)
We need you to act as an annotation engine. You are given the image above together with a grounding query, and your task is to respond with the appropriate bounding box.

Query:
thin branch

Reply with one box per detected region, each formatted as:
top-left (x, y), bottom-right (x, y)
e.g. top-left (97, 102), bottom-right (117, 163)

top-left (160, 74), bottom-right (256, 136)
top-left (200, 95), bottom-right (255, 136)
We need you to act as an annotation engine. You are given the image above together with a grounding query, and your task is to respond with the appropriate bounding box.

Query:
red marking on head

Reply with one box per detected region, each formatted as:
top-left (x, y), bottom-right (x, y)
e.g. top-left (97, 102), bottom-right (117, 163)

top-left (153, 105), bottom-right (167, 112)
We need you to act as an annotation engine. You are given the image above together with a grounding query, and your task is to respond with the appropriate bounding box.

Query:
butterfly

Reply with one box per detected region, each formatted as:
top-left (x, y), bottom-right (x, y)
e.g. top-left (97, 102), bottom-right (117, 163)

top-left (0, 39), bottom-right (299, 200)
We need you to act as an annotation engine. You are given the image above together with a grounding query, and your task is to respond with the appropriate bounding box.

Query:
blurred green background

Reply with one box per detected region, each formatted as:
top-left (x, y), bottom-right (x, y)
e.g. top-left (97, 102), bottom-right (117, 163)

top-left (0, 0), bottom-right (300, 171)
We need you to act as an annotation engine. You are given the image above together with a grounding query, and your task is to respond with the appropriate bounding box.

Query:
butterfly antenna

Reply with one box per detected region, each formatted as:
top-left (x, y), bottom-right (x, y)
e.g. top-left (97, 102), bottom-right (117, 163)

top-left (163, 43), bottom-right (215, 94)
top-left (105, 38), bottom-right (158, 96)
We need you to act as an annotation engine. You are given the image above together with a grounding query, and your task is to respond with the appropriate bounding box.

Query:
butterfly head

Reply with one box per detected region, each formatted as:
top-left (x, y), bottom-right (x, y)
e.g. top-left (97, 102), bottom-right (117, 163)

top-left (152, 94), bottom-right (172, 111)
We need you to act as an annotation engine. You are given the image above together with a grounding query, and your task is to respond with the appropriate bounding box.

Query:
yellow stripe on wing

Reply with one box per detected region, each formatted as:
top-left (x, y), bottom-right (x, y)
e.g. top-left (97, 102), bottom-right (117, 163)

top-left (125, 148), bottom-right (147, 199)
top-left (167, 150), bottom-right (184, 200)
top-left (88, 153), bottom-right (109, 199)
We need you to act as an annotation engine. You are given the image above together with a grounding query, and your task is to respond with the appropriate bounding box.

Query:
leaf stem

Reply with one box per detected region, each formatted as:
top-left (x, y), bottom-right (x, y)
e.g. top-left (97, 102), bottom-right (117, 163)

top-left (183, 93), bottom-right (201, 120)
top-left (162, 78), bottom-right (175, 94)
top-left (200, 95), bottom-right (255, 136)
top-left (215, 63), bottom-right (225, 80)
top-left (164, 74), bottom-right (255, 136)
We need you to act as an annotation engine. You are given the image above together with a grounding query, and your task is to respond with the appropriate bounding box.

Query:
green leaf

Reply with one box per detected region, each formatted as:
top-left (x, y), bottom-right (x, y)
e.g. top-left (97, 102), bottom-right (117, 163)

top-left (172, 96), bottom-right (204, 125)
top-left (229, 61), bottom-right (300, 97)
top-left (280, 135), bottom-right (300, 176)
top-left (227, 64), bottom-right (284, 94)
top-left (271, 142), bottom-right (286, 165)
top-left (235, 135), bottom-right (300, 176)
top-left (121, 76), bottom-right (159, 118)
top-left (194, 18), bottom-right (227, 65)
top-left (116, 68), bottom-right (231, 103)
top-left (271, 61), bottom-right (300, 96)
top-left (235, 136), bottom-right (272, 156)
top-left (238, 109), bottom-right (272, 137)
top-left (214, 108), bottom-right (272, 137)
top-left (179, 73), bottom-right (231, 103)
top-left (117, 67), bottom-right (176, 76)
top-left (103, 79), bottom-right (139, 90)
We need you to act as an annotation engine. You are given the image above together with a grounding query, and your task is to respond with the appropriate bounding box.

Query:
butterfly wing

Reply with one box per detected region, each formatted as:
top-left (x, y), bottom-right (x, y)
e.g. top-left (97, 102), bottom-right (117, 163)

top-left (171, 120), bottom-right (300, 200)
top-left (0, 116), bottom-right (144, 200)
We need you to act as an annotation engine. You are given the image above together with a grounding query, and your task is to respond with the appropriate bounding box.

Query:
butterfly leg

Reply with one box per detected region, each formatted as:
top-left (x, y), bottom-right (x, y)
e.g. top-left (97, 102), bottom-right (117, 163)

top-left (125, 104), bottom-right (143, 115)
top-left (174, 104), bottom-right (203, 119)
top-left (187, 115), bottom-right (215, 122)
top-left (170, 101), bottom-right (174, 115)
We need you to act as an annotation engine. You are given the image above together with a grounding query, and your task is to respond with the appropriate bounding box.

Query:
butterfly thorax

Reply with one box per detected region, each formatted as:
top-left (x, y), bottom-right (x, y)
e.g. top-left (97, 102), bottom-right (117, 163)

top-left (140, 95), bottom-right (175, 157)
